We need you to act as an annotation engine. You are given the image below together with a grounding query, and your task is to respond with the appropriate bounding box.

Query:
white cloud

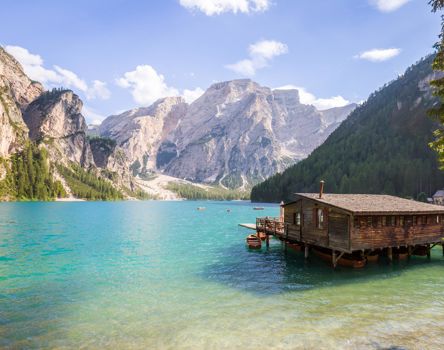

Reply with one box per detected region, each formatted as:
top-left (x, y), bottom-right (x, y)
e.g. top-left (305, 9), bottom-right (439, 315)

top-left (370, 0), bottom-right (410, 12)
top-left (179, 0), bottom-right (270, 15)
top-left (275, 85), bottom-right (351, 110)
top-left (117, 65), bottom-right (206, 105)
top-left (355, 48), bottom-right (401, 62)
top-left (116, 65), bottom-right (179, 106)
top-left (226, 39), bottom-right (288, 76)
top-left (86, 80), bottom-right (111, 100)
top-left (4, 45), bottom-right (110, 100)
top-left (183, 87), bottom-right (205, 103)
top-left (82, 105), bottom-right (106, 125)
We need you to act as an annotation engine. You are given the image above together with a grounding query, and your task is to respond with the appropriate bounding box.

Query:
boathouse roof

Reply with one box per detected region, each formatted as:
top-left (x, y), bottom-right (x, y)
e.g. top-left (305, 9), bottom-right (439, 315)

top-left (288, 193), bottom-right (444, 215)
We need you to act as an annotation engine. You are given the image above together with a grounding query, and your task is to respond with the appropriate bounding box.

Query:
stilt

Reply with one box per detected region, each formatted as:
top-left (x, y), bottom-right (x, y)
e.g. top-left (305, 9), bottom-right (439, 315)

top-left (304, 245), bottom-right (309, 259)
top-left (266, 234), bottom-right (270, 248)
top-left (387, 247), bottom-right (393, 263)
top-left (332, 250), bottom-right (337, 268)
top-left (408, 245), bottom-right (412, 257)
top-left (427, 244), bottom-right (431, 259)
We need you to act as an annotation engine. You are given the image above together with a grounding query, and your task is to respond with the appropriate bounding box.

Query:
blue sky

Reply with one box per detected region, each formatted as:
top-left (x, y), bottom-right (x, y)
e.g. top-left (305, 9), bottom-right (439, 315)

top-left (1, 0), bottom-right (441, 123)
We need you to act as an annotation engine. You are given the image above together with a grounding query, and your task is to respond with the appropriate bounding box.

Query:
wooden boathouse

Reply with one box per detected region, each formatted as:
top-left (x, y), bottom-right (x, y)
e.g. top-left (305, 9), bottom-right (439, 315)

top-left (256, 185), bottom-right (444, 267)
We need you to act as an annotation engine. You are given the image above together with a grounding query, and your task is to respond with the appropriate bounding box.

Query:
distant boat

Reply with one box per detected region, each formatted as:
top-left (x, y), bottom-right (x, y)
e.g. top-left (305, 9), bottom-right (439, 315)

top-left (197, 207), bottom-right (206, 211)
top-left (253, 207), bottom-right (264, 210)
top-left (226, 209), bottom-right (231, 212)
top-left (246, 234), bottom-right (261, 249)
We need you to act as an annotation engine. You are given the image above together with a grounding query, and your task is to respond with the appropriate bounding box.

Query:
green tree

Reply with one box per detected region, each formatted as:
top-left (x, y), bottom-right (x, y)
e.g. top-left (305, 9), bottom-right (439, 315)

top-left (429, 0), bottom-right (444, 167)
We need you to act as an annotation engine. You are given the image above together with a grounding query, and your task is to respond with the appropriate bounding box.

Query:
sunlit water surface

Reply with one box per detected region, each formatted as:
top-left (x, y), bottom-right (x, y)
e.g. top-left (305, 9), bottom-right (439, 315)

top-left (0, 201), bottom-right (443, 349)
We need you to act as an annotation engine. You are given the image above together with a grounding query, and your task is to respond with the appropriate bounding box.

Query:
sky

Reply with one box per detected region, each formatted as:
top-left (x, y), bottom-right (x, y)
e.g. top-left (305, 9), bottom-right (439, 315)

top-left (1, 0), bottom-right (441, 124)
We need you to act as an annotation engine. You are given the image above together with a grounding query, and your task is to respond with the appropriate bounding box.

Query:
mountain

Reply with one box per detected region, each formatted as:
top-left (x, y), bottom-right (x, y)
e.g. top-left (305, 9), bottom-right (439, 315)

top-left (0, 47), bottom-right (140, 201)
top-left (251, 55), bottom-right (444, 202)
top-left (99, 79), bottom-right (356, 189)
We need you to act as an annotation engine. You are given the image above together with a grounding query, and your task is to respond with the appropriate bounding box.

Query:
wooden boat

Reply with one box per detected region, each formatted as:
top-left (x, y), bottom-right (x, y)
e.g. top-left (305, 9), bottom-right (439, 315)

top-left (246, 234), bottom-right (261, 249)
top-left (253, 207), bottom-right (264, 210)
top-left (258, 232), bottom-right (267, 241)
top-left (197, 207), bottom-right (206, 211)
top-left (313, 248), bottom-right (366, 268)
top-left (366, 253), bottom-right (379, 263)
top-left (286, 242), bottom-right (303, 251)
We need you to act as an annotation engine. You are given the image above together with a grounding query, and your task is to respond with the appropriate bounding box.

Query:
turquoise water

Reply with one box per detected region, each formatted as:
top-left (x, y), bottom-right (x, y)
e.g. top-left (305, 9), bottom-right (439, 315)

top-left (0, 201), bottom-right (443, 349)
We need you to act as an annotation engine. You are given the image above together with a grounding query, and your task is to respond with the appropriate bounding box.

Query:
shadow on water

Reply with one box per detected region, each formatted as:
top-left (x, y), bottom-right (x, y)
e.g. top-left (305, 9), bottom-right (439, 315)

top-left (200, 238), bottom-right (444, 296)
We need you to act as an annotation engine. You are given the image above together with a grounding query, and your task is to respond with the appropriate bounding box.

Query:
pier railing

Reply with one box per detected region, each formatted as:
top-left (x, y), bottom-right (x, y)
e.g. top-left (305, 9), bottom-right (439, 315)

top-left (256, 217), bottom-right (285, 237)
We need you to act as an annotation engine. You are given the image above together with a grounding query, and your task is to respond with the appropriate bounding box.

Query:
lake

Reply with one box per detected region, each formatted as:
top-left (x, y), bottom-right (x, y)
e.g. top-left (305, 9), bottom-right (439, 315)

top-left (0, 201), bottom-right (443, 349)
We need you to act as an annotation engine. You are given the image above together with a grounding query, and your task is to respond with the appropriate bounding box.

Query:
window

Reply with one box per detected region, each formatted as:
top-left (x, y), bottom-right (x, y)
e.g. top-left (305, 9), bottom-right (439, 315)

top-left (372, 216), bottom-right (379, 228)
top-left (420, 216), bottom-right (427, 225)
top-left (317, 209), bottom-right (324, 229)
top-left (437, 215), bottom-right (440, 224)
top-left (382, 216), bottom-right (386, 226)
top-left (413, 216), bottom-right (417, 226)
top-left (367, 216), bottom-right (372, 227)
top-left (390, 216), bottom-right (396, 227)
top-left (293, 212), bottom-right (301, 226)
top-left (399, 216), bottom-right (404, 226)
top-left (354, 217), bottom-right (360, 228)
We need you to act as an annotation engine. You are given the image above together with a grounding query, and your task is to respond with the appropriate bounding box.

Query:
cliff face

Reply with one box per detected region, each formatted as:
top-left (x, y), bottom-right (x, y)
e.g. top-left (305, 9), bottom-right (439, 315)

top-left (100, 79), bottom-right (356, 188)
top-left (0, 47), bottom-right (43, 156)
top-left (24, 89), bottom-right (94, 167)
top-left (99, 97), bottom-right (188, 176)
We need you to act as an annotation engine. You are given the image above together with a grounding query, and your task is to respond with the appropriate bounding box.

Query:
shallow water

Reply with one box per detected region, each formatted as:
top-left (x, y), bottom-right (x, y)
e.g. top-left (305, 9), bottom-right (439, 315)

top-left (0, 201), bottom-right (443, 349)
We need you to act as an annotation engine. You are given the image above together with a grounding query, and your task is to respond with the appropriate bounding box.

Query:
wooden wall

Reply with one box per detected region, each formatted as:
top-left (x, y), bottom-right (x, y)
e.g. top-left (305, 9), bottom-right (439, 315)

top-left (351, 215), bottom-right (444, 250)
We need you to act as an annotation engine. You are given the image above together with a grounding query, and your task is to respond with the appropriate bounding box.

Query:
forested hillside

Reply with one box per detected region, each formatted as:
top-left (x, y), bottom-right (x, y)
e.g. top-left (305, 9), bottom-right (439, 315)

top-left (251, 55), bottom-right (444, 202)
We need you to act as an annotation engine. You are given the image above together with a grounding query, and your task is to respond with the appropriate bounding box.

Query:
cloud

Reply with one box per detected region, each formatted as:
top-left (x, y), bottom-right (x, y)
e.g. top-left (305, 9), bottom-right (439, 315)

top-left (82, 105), bottom-right (106, 125)
top-left (370, 0), bottom-right (410, 12)
top-left (179, 0), bottom-right (270, 15)
top-left (226, 39), bottom-right (288, 76)
top-left (117, 65), bottom-right (207, 105)
top-left (86, 80), bottom-right (111, 100)
top-left (183, 87), bottom-right (205, 103)
top-left (275, 85), bottom-right (351, 110)
top-left (116, 65), bottom-right (179, 106)
top-left (354, 48), bottom-right (401, 62)
top-left (4, 45), bottom-right (110, 100)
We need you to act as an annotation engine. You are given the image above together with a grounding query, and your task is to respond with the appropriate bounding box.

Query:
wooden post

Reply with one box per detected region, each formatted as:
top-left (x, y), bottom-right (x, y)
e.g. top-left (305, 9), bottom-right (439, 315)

top-left (266, 234), bottom-right (270, 248)
top-left (387, 247), bottom-right (393, 263)
top-left (427, 244), bottom-right (431, 259)
top-left (332, 250), bottom-right (337, 268)
top-left (304, 245), bottom-right (309, 259)
top-left (408, 245), bottom-right (412, 257)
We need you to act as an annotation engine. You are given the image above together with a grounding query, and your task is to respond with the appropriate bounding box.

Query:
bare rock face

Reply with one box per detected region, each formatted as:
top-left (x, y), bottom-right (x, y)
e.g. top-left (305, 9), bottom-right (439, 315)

top-left (99, 96), bottom-right (188, 175)
top-left (99, 79), bottom-right (356, 189)
top-left (23, 89), bottom-right (94, 167)
top-left (164, 81), bottom-right (355, 188)
top-left (0, 47), bottom-right (43, 156)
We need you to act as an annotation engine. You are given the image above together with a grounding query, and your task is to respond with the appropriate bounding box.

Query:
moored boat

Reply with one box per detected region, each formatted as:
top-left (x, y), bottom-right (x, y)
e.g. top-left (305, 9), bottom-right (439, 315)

top-left (253, 207), bottom-right (264, 210)
top-left (313, 248), bottom-right (366, 268)
top-left (246, 234), bottom-right (261, 249)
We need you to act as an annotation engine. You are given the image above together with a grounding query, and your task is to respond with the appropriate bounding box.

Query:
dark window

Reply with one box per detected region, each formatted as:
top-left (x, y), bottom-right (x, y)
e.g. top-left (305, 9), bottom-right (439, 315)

top-left (420, 216), bottom-right (427, 225)
top-left (390, 216), bottom-right (396, 226)
top-left (317, 209), bottom-right (324, 229)
top-left (354, 217), bottom-right (360, 228)
top-left (382, 216), bottom-right (387, 226)
top-left (413, 216), bottom-right (417, 225)
top-left (372, 216), bottom-right (379, 228)
top-left (367, 217), bottom-right (372, 227)
top-left (399, 216), bottom-right (404, 226)
top-left (405, 216), bottom-right (413, 227)
top-left (293, 212), bottom-right (301, 226)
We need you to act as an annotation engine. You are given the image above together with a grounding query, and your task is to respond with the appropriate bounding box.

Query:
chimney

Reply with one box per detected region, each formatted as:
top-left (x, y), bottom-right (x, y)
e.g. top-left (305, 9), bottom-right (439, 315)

top-left (319, 180), bottom-right (325, 199)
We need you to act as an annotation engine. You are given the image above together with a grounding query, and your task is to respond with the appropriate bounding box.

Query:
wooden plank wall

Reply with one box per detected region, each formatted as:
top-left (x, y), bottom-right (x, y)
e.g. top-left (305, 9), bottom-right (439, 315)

top-left (351, 215), bottom-right (444, 250)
